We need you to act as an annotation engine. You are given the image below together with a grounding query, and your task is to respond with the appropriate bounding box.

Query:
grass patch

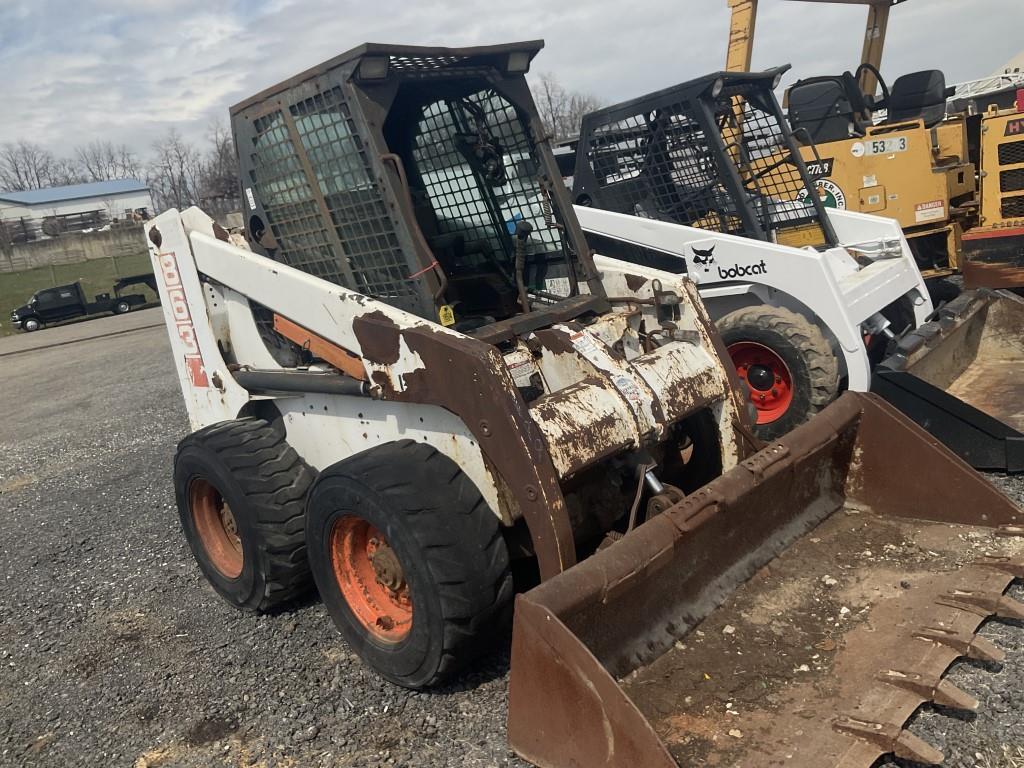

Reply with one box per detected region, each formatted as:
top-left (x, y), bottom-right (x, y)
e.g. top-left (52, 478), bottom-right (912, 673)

top-left (0, 253), bottom-right (155, 337)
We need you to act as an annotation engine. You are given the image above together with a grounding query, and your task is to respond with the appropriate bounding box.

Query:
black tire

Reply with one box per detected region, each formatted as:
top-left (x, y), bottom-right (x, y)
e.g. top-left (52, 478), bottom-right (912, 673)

top-left (114, 300), bottom-right (131, 314)
top-left (306, 440), bottom-right (512, 690)
top-left (174, 418), bottom-right (315, 612)
top-left (925, 277), bottom-right (961, 307)
top-left (718, 305), bottom-right (839, 441)
top-left (22, 317), bottom-right (42, 332)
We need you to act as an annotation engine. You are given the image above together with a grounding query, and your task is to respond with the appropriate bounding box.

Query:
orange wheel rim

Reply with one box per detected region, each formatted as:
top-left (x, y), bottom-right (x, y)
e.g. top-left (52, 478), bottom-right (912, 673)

top-left (190, 478), bottom-right (243, 579)
top-left (330, 517), bottom-right (413, 643)
top-left (728, 341), bottom-right (794, 425)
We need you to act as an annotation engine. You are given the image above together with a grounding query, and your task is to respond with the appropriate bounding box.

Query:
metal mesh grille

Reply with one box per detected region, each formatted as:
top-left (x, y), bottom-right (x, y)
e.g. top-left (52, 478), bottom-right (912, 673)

top-left (1002, 194), bottom-right (1024, 219)
top-left (248, 86), bottom-right (417, 309)
top-left (999, 140), bottom-right (1024, 166)
top-left (721, 88), bottom-right (822, 238)
top-left (390, 55), bottom-right (465, 72)
top-left (249, 111), bottom-right (333, 274)
top-left (1000, 168), bottom-right (1024, 193)
top-left (585, 87), bottom-right (822, 244)
top-left (410, 89), bottom-right (568, 264)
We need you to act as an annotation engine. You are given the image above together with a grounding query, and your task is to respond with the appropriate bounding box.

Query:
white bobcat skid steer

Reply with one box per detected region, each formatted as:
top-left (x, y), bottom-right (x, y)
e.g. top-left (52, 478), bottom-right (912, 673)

top-left (148, 42), bottom-right (751, 691)
top-left (571, 67), bottom-right (935, 441)
top-left (149, 45), bottom-right (1024, 768)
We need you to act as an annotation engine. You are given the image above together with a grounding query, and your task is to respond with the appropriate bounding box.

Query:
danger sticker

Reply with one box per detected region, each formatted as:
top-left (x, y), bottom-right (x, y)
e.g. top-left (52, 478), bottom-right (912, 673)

top-left (914, 200), bottom-right (946, 223)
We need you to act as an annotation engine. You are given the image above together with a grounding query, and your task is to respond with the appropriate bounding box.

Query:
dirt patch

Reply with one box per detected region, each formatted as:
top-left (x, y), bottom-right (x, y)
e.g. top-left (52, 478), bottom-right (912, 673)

top-left (0, 474), bottom-right (36, 493)
top-left (185, 715), bottom-right (239, 746)
top-left (618, 511), bottom-right (1024, 767)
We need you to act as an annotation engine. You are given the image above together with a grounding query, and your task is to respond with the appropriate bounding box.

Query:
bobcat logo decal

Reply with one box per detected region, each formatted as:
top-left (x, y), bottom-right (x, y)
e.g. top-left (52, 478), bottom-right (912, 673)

top-left (692, 245), bottom-right (716, 271)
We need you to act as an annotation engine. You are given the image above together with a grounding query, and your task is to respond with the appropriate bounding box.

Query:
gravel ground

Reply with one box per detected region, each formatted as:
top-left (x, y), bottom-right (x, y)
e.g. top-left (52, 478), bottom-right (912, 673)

top-left (0, 318), bottom-right (1022, 768)
top-left (0, 324), bottom-right (525, 768)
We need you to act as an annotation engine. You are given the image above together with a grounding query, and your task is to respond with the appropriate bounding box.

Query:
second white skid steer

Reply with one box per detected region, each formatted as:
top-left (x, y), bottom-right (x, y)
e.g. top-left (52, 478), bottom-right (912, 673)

top-left (569, 67), bottom-right (1024, 470)
top-left (148, 41), bottom-right (1024, 768)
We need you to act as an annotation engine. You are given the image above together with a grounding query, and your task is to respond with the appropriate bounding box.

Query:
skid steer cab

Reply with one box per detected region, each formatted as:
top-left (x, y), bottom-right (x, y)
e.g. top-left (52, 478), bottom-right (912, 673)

top-left (148, 41), bottom-right (753, 690)
top-left (569, 68), bottom-right (1024, 472)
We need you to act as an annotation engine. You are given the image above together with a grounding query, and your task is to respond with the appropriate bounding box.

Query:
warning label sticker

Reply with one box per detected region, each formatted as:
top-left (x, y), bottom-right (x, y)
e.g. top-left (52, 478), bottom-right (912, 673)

top-left (915, 200), bottom-right (946, 223)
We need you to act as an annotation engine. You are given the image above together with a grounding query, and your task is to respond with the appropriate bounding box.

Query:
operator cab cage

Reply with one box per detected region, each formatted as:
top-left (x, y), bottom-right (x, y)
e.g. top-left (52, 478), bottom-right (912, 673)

top-left (230, 41), bottom-right (603, 341)
top-left (572, 67), bottom-right (838, 250)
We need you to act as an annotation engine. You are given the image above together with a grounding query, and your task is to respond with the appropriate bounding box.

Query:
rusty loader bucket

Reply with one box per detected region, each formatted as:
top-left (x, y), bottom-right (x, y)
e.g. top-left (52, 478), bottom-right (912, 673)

top-left (508, 392), bottom-right (1024, 768)
top-left (874, 289), bottom-right (1024, 474)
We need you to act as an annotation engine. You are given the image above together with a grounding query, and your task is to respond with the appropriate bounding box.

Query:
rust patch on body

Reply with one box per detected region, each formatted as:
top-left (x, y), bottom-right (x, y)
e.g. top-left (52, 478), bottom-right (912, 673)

top-left (352, 310), bottom-right (402, 364)
top-left (532, 327), bottom-right (578, 355)
top-left (963, 259), bottom-right (1024, 290)
top-left (624, 273), bottom-right (649, 292)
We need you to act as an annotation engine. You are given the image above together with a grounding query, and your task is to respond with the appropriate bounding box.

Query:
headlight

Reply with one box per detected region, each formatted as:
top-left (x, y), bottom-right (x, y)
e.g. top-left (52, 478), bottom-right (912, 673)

top-left (10, 312), bottom-right (18, 320)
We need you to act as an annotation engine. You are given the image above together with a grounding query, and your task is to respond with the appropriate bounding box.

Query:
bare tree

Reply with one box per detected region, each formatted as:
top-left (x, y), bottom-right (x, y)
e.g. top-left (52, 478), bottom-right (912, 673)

top-left (532, 73), bottom-right (603, 142)
top-left (75, 141), bottom-right (142, 182)
top-left (199, 122), bottom-right (239, 200)
top-left (0, 141), bottom-right (58, 191)
top-left (50, 157), bottom-right (86, 187)
top-left (147, 128), bottom-right (204, 211)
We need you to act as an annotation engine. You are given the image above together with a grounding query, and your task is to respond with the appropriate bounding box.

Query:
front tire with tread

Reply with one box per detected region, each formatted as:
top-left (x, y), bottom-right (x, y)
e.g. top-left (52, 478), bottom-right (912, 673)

top-left (719, 305), bottom-right (839, 441)
top-left (306, 440), bottom-right (512, 690)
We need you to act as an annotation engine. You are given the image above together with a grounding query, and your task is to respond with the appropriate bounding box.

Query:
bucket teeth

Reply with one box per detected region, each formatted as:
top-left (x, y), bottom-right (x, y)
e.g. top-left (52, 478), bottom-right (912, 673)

top-left (932, 678), bottom-right (981, 711)
top-left (938, 590), bottom-right (1024, 621)
top-left (915, 626), bottom-right (1006, 663)
top-left (833, 717), bottom-right (944, 765)
top-left (879, 670), bottom-right (979, 711)
top-left (976, 555), bottom-right (1024, 577)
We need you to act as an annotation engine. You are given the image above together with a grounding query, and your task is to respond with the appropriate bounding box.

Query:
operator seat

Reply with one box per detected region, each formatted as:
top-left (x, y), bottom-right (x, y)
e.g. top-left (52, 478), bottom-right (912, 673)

top-left (787, 72), bottom-right (868, 144)
top-left (885, 70), bottom-right (955, 128)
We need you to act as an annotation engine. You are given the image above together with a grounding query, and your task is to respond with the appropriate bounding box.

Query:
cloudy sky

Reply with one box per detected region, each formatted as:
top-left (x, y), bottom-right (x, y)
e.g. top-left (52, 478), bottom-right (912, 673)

top-left (1, 0), bottom-right (1021, 157)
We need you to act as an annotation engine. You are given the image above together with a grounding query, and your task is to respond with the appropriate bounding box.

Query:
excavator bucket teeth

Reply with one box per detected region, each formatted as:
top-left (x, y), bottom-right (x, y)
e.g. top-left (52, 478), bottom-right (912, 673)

top-left (508, 392), bottom-right (1024, 768)
top-left (874, 288), bottom-right (1024, 473)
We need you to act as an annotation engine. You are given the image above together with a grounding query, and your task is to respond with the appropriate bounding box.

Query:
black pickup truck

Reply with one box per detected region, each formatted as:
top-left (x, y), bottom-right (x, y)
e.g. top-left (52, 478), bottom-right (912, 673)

top-left (9, 274), bottom-right (156, 332)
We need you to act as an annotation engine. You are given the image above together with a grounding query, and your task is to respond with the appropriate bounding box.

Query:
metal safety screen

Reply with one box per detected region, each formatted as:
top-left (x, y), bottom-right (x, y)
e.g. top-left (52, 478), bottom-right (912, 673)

top-left (409, 88), bottom-right (572, 294)
top-left (246, 86), bottom-right (421, 313)
top-left (585, 84), bottom-right (827, 247)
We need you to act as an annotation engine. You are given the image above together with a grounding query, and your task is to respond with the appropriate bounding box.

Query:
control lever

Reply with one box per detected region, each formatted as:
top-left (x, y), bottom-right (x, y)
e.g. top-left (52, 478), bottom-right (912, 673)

top-left (514, 220), bottom-right (534, 313)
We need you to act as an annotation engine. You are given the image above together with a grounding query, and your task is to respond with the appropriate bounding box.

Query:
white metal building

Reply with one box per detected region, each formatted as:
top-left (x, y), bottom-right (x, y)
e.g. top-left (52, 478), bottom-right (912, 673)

top-left (0, 179), bottom-right (153, 237)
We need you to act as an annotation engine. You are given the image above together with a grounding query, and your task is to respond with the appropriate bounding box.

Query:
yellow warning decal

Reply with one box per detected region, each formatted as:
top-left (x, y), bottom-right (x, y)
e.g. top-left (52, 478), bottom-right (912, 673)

top-left (438, 305), bottom-right (456, 326)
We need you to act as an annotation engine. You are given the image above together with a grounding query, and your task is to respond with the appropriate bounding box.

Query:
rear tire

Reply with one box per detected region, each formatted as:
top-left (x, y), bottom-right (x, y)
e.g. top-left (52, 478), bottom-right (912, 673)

top-left (305, 440), bottom-right (512, 690)
top-left (174, 418), bottom-right (315, 612)
top-left (718, 305), bottom-right (839, 441)
top-left (925, 277), bottom-right (961, 306)
top-left (114, 300), bottom-right (131, 314)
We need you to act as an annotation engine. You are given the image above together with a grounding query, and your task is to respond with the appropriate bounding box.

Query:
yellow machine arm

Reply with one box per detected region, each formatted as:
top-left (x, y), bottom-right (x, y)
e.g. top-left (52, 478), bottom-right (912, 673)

top-left (726, 0), bottom-right (908, 94)
top-left (725, 0), bottom-right (758, 74)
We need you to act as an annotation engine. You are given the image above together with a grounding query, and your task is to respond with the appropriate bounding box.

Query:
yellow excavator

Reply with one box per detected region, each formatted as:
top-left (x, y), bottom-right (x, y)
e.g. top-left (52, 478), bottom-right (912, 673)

top-left (727, 0), bottom-right (1024, 289)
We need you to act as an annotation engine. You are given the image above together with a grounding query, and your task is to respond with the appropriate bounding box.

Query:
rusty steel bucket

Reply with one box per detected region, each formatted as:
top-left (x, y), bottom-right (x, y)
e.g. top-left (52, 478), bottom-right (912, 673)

top-left (874, 288), bottom-right (1024, 473)
top-left (508, 392), bottom-right (1024, 768)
